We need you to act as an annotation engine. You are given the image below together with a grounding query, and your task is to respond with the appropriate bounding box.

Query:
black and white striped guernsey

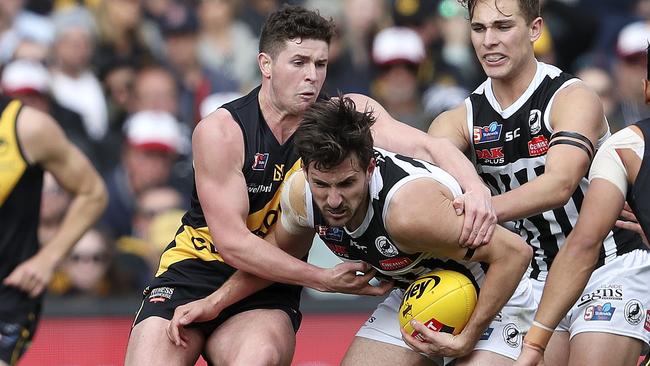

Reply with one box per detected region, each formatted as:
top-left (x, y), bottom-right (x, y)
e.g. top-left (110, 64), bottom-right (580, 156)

top-left (465, 61), bottom-right (645, 280)
top-left (307, 147), bottom-right (487, 291)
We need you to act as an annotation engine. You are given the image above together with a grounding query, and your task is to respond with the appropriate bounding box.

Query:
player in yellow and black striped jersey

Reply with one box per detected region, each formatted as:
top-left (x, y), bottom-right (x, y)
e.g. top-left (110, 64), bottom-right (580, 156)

top-left (126, 5), bottom-right (498, 366)
top-left (0, 96), bottom-right (106, 366)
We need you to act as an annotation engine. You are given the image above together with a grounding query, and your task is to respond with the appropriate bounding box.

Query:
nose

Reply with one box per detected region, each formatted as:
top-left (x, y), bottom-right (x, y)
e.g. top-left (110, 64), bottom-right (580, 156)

top-left (483, 28), bottom-right (498, 47)
top-left (305, 63), bottom-right (317, 83)
top-left (327, 189), bottom-right (343, 209)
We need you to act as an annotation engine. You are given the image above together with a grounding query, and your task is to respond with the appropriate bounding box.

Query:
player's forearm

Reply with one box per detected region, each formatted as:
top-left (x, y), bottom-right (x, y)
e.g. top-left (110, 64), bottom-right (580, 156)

top-left (41, 178), bottom-right (107, 266)
top-left (492, 173), bottom-right (576, 223)
top-left (206, 270), bottom-right (275, 313)
top-left (423, 137), bottom-right (487, 193)
top-left (217, 233), bottom-right (327, 291)
top-left (462, 250), bottom-right (530, 343)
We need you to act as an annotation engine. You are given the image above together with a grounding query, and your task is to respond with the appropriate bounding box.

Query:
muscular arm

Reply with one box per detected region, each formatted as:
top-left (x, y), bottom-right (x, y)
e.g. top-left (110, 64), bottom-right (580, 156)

top-left (492, 83), bottom-right (607, 222)
top-left (3, 107), bottom-right (107, 297)
top-left (387, 179), bottom-right (531, 357)
top-left (347, 94), bottom-right (495, 246)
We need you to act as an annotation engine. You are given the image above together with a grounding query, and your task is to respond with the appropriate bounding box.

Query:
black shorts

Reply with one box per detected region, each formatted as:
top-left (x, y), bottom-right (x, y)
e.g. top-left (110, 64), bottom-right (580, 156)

top-left (132, 258), bottom-right (303, 336)
top-left (0, 302), bottom-right (41, 365)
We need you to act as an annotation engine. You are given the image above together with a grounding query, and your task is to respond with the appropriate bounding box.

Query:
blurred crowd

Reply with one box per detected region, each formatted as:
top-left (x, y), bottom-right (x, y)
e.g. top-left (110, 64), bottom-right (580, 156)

top-left (2, 0), bottom-right (649, 299)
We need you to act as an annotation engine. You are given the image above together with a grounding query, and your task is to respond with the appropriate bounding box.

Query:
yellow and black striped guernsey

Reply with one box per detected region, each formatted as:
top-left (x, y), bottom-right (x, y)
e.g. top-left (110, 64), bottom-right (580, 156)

top-left (0, 97), bottom-right (44, 317)
top-left (154, 86), bottom-right (304, 282)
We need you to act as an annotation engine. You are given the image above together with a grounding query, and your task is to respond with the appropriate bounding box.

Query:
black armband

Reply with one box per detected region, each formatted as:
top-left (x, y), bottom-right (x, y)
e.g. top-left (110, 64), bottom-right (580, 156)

top-left (549, 131), bottom-right (595, 160)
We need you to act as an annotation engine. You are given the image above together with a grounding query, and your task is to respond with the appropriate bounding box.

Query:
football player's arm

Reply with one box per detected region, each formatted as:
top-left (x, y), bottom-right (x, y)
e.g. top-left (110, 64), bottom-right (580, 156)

top-left (3, 107), bottom-right (107, 298)
top-left (386, 179), bottom-right (531, 358)
top-left (346, 93), bottom-right (495, 248)
top-left (491, 83), bottom-right (606, 222)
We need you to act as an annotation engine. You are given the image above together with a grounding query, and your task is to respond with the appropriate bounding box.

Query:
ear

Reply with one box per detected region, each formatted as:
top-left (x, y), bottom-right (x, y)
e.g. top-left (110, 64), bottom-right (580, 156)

top-left (258, 53), bottom-right (272, 78)
top-left (367, 158), bottom-right (376, 176)
top-left (643, 79), bottom-right (650, 105)
top-left (529, 17), bottom-right (543, 43)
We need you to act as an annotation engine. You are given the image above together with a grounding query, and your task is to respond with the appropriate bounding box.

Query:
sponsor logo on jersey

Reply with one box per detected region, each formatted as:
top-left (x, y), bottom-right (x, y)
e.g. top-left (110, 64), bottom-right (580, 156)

top-left (247, 182), bottom-right (273, 194)
top-left (528, 135), bottom-right (549, 156)
top-left (529, 109), bottom-right (542, 134)
top-left (375, 236), bottom-right (399, 257)
top-left (474, 121), bottom-right (503, 144)
top-left (584, 302), bottom-right (616, 321)
top-left (475, 147), bottom-right (504, 164)
top-left (273, 164), bottom-right (285, 181)
top-left (252, 152), bottom-right (269, 171)
top-left (502, 323), bottom-right (521, 348)
top-left (350, 240), bottom-right (368, 253)
top-left (644, 310), bottom-right (650, 332)
top-left (324, 242), bottom-right (349, 258)
top-left (148, 286), bottom-right (174, 303)
top-left (480, 327), bottom-right (494, 340)
top-left (577, 284), bottom-right (623, 307)
top-left (317, 225), bottom-right (344, 242)
top-left (624, 299), bottom-right (644, 326)
top-left (378, 257), bottom-right (412, 271)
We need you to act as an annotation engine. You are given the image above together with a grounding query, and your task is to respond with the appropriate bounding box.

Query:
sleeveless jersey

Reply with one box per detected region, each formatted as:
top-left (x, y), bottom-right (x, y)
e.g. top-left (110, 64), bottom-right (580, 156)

top-left (628, 119), bottom-right (650, 238)
top-left (0, 97), bottom-right (44, 315)
top-left (466, 62), bottom-right (644, 280)
top-left (306, 148), bottom-right (487, 291)
top-left (155, 86), bottom-right (304, 277)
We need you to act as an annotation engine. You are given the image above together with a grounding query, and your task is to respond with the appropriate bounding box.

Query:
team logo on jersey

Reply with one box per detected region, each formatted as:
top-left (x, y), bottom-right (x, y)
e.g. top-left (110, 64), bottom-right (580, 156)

top-left (528, 135), bottom-right (549, 156)
top-left (529, 109), bottom-right (542, 135)
top-left (624, 299), bottom-right (644, 325)
top-left (584, 302), bottom-right (616, 321)
top-left (378, 257), bottom-right (412, 271)
top-left (252, 153), bottom-right (269, 171)
top-left (324, 242), bottom-right (349, 258)
top-left (148, 286), bottom-right (174, 303)
top-left (375, 236), bottom-right (399, 257)
top-left (317, 225), bottom-right (344, 242)
top-left (473, 121), bottom-right (503, 144)
top-left (502, 323), bottom-right (521, 348)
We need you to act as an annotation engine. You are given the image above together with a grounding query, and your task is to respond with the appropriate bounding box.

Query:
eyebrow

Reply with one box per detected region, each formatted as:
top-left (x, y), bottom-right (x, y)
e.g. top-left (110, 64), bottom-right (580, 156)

top-left (471, 19), bottom-right (516, 27)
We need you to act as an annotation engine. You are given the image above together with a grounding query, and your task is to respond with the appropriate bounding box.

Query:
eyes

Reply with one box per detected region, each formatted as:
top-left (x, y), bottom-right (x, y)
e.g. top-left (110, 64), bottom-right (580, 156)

top-left (291, 59), bottom-right (327, 68)
top-left (471, 23), bottom-right (514, 32)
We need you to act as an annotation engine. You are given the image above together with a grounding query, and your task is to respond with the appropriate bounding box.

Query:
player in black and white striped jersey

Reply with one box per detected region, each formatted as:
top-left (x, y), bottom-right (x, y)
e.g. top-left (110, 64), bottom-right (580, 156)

top-left (428, 0), bottom-right (649, 365)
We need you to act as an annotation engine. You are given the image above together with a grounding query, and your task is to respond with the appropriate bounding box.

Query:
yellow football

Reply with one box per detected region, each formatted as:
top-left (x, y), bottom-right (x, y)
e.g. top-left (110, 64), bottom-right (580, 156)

top-left (399, 269), bottom-right (477, 338)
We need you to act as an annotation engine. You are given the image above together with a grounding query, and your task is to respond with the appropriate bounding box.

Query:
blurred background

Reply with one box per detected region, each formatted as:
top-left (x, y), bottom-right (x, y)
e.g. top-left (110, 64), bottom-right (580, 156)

top-left (2, 0), bottom-right (649, 364)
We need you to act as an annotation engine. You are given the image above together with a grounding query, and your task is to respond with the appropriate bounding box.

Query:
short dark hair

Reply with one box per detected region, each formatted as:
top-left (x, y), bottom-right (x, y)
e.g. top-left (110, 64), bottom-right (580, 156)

top-left (295, 97), bottom-right (375, 172)
top-left (259, 4), bottom-right (335, 58)
top-left (460, 0), bottom-right (540, 24)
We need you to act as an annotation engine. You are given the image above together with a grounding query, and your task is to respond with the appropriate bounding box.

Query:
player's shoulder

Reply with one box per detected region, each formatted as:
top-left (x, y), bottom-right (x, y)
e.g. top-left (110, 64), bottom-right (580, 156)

top-left (193, 108), bottom-right (243, 149)
top-left (16, 105), bottom-right (68, 164)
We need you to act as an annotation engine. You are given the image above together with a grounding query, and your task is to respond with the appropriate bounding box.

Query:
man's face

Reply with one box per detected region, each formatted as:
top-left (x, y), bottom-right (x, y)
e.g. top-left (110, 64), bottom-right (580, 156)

top-left (268, 38), bottom-right (328, 115)
top-left (306, 155), bottom-right (373, 229)
top-left (470, 0), bottom-right (536, 80)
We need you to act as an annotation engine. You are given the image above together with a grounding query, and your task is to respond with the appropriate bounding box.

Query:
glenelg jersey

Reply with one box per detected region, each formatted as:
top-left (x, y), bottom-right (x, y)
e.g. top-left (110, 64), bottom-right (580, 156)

top-left (286, 148), bottom-right (487, 291)
top-left (155, 86), bottom-right (303, 279)
top-left (0, 97), bottom-right (44, 315)
top-left (466, 62), bottom-right (644, 281)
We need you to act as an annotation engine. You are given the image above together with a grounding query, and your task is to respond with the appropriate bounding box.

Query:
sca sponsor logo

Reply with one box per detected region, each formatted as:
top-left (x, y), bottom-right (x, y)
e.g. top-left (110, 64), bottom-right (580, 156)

top-left (252, 152), bottom-right (269, 171)
top-left (577, 284), bottom-right (623, 307)
top-left (148, 286), bottom-right (174, 303)
top-left (529, 109), bottom-right (542, 134)
top-left (502, 323), bottom-right (521, 348)
top-left (584, 302), bottom-right (616, 321)
top-left (475, 147), bottom-right (504, 164)
top-left (624, 299), bottom-right (644, 326)
top-left (375, 236), bottom-right (399, 257)
top-left (317, 225), bottom-right (344, 242)
top-left (473, 121), bottom-right (503, 144)
top-left (378, 257), bottom-right (412, 271)
top-left (528, 135), bottom-right (549, 156)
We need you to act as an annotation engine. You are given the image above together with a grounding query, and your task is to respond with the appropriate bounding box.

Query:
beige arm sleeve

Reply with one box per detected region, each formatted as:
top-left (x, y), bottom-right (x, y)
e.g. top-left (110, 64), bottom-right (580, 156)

top-left (280, 170), bottom-right (313, 234)
top-left (588, 127), bottom-right (644, 197)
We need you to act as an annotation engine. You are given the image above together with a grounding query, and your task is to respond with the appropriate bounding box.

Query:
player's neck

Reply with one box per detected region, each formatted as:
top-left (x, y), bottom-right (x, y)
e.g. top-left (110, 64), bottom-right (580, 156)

top-left (345, 190), bottom-right (371, 232)
top-left (491, 58), bottom-right (538, 110)
top-left (258, 85), bottom-right (302, 144)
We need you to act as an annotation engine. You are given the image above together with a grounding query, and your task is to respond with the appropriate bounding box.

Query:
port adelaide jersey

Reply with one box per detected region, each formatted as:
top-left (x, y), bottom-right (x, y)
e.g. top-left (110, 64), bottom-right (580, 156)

top-left (308, 148), bottom-right (486, 291)
top-left (0, 97), bottom-right (44, 313)
top-left (466, 62), bottom-right (644, 281)
top-left (156, 86), bottom-right (304, 276)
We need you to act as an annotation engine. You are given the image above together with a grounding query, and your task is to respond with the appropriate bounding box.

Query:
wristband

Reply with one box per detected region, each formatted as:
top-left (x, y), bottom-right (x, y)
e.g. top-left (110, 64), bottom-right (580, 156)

top-left (524, 321), bottom-right (554, 349)
top-left (532, 320), bottom-right (555, 333)
top-left (523, 339), bottom-right (546, 354)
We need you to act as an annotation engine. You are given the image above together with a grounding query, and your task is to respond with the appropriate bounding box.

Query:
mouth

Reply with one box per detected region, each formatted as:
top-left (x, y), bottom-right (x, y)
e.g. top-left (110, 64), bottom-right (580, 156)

top-left (483, 53), bottom-right (507, 66)
top-left (326, 209), bottom-right (347, 219)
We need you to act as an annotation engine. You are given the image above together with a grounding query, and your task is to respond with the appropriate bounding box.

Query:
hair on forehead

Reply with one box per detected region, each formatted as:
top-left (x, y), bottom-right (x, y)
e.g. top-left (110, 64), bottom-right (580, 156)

top-left (460, 0), bottom-right (540, 24)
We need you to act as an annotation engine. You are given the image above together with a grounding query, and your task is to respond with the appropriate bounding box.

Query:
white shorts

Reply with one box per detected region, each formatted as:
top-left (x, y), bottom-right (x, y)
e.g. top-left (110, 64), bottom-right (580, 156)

top-left (356, 276), bottom-right (536, 363)
top-left (530, 249), bottom-right (650, 346)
